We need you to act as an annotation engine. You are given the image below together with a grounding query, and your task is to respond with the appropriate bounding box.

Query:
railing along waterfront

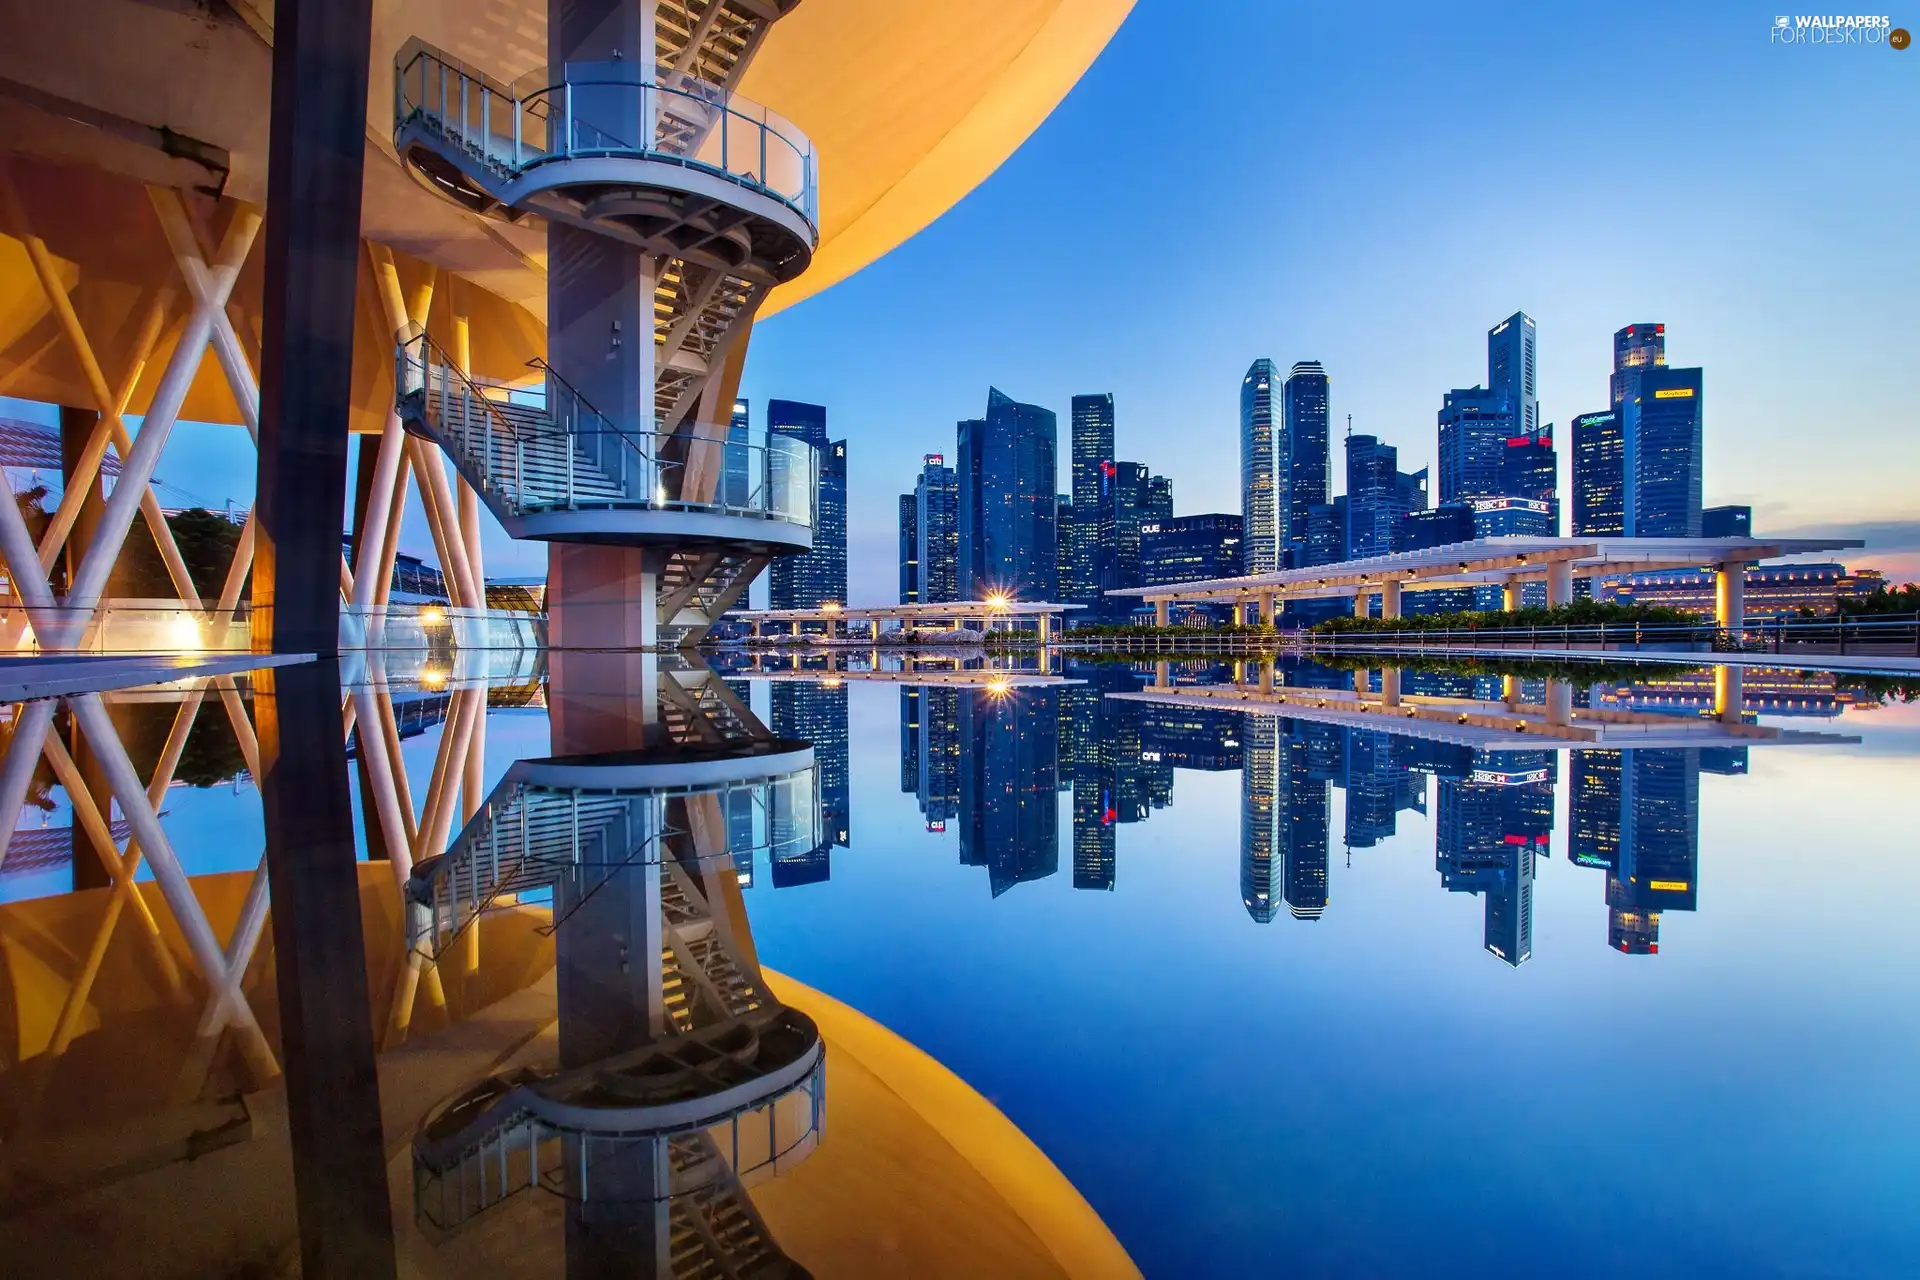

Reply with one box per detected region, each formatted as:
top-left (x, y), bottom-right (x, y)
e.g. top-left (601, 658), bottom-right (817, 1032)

top-left (397, 331), bottom-right (818, 527)
top-left (1297, 612), bottom-right (1920, 658)
top-left (394, 38), bottom-right (819, 228)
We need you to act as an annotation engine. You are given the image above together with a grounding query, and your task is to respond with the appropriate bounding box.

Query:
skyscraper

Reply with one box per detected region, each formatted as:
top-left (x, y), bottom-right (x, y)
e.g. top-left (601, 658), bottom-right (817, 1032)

top-left (1094, 460), bottom-right (1154, 620)
top-left (1142, 514), bottom-right (1243, 585)
top-left (1610, 322), bottom-right (1666, 409)
top-left (1436, 386), bottom-right (1511, 505)
top-left (957, 388), bottom-right (1058, 601)
top-left (1240, 359), bottom-right (1280, 574)
top-left (914, 453), bottom-right (959, 605)
top-left (725, 398), bottom-right (751, 508)
top-left (1240, 717), bottom-right (1281, 922)
top-left (1145, 473), bottom-right (1173, 526)
top-left (1620, 364), bottom-right (1704, 537)
top-left (898, 491), bottom-right (919, 603)
top-left (767, 400), bottom-right (846, 608)
top-left (1487, 312), bottom-right (1539, 436)
top-left (1068, 393), bottom-right (1114, 605)
top-left (1282, 361), bottom-right (1331, 559)
top-left (1571, 409), bottom-right (1625, 536)
top-left (1500, 426), bottom-right (1558, 533)
top-left (1344, 435), bottom-right (1428, 558)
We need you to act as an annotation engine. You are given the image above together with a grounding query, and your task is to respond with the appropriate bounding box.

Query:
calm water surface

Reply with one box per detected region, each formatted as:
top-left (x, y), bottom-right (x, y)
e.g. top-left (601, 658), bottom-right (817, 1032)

top-left (4, 654), bottom-right (1916, 1277)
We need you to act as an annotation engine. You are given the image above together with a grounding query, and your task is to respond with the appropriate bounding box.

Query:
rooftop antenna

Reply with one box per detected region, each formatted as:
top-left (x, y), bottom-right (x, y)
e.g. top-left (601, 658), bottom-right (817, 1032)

top-left (1346, 413), bottom-right (1353, 439)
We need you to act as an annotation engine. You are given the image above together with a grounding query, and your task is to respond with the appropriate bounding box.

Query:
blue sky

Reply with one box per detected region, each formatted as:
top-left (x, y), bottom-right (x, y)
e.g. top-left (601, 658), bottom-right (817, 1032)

top-left (12, 1), bottom-right (1915, 602)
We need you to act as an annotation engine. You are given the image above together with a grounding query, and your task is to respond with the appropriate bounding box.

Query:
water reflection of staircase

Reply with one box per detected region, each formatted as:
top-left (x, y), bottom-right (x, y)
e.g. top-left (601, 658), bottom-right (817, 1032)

top-left (658, 548), bottom-right (769, 650)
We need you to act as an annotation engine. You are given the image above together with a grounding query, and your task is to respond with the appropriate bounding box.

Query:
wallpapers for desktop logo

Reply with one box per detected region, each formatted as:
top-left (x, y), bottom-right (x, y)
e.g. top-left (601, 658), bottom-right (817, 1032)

top-left (1769, 13), bottom-right (1909, 45)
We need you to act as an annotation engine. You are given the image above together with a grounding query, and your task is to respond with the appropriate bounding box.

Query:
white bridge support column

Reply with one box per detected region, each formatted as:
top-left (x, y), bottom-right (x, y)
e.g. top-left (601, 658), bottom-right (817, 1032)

top-left (1546, 560), bottom-right (1574, 608)
top-left (1502, 578), bottom-right (1524, 612)
top-left (1714, 664), bottom-right (1746, 725)
top-left (1381, 580), bottom-right (1402, 621)
top-left (1715, 561), bottom-right (1749, 633)
top-left (1154, 598), bottom-right (1170, 627)
top-left (1352, 591), bottom-right (1370, 619)
top-left (1545, 678), bottom-right (1573, 726)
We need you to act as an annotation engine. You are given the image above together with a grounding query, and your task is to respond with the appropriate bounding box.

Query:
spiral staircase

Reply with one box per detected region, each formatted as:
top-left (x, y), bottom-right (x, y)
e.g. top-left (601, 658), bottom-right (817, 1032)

top-left (391, 0), bottom-right (820, 649)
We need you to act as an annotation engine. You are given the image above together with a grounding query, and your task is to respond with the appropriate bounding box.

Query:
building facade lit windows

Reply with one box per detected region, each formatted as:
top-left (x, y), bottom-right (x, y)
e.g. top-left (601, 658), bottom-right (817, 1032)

top-left (1571, 409), bottom-right (1624, 536)
top-left (1240, 358), bottom-right (1280, 574)
top-left (1282, 361), bottom-right (1331, 563)
top-left (958, 388), bottom-right (1058, 601)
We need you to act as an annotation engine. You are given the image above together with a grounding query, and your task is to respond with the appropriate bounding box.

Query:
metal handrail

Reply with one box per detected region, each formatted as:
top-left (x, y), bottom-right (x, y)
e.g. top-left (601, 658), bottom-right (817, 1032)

top-left (397, 333), bottom-right (818, 527)
top-left (393, 37), bottom-right (819, 229)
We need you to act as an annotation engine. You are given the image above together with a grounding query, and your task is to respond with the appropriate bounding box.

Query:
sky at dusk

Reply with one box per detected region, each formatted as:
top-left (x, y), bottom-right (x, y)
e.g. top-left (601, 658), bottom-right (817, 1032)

top-left (12, 0), bottom-right (1914, 602)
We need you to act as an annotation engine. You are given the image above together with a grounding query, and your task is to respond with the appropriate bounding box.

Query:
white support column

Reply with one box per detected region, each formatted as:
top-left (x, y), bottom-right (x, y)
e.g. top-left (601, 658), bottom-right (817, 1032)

top-left (1715, 561), bottom-right (1748, 633)
top-left (1154, 598), bottom-right (1170, 627)
top-left (1546, 560), bottom-right (1574, 608)
top-left (1231, 600), bottom-right (1246, 626)
top-left (1257, 591), bottom-right (1274, 626)
top-left (1381, 666), bottom-right (1402, 707)
top-left (450, 301), bottom-right (486, 610)
top-left (1714, 665), bottom-right (1746, 725)
top-left (1353, 591), bottom-right (1371, 619)
top-left (1381, 580), bottom-right (1402, 621)
top-left (1545, 678), bottom-right (1573, 726)
top-left (1502, 579), bottom-right (1523, 612)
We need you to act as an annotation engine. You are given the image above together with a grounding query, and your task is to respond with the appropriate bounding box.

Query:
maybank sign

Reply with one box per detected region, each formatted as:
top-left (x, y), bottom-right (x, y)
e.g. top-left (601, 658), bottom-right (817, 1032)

top-left (1769, 14), bottom-right (1906, 45)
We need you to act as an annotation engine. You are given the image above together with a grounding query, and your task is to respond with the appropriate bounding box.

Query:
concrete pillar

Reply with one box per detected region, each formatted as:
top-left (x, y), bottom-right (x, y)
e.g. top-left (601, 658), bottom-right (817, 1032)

top-left (1154, 598), bottom-right (1170, 627)
top-left (1546, 560), bottom-right (1573, 608)
top-left (1381, 580), bottom-right (1402, 621)
top-left (549, 650), bottom-right (662, 752)
top-left (1545, 678), bottom-right (1573, 726)
top-left (1256, 592), bottom-right (1274, 626)
top-left (1038, 612), bottom-right (1052, 645)
top-left (1502, 673), bottom-right (1521, 708)
top-left (1232, 601), bottom-right (1246, 626)
top-left (1502, 579), bottom-right (1523, 612)
top-left (1353, 669), bottom-right (1369, 695)
top-left (1714, 664), bottom-right (1746, 724)
top-left (1258, 661), bottom-right (1273, 695)
top-left (1381, 667), bottom-right (1402, 707)
top-left (750, 619), bottom-right (761, 638)
top-left (1715, 561), bottom-right (1748, 633)
top-left (251, 0), bottom-right (376, 658)
top-left (547, 544), bottom-right (658, 648)
top-left (1154, 659), bottom-right (1170, 688)
top-left (1353, 591), bottom-right (1371, 619)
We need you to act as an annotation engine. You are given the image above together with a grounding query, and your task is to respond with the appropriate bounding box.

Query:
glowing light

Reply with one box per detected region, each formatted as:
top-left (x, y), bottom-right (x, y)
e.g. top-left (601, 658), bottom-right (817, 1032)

top-left (168, 613), bottom-right (204, 653)
top-left (420, 666), bottom-right (449, 689)
top-left (1653, 387), bottom-right (1695, 399)
top-left (420, 605), bottom-right (448, 626)
top-left (985, 593), bottom-right (1011, 611)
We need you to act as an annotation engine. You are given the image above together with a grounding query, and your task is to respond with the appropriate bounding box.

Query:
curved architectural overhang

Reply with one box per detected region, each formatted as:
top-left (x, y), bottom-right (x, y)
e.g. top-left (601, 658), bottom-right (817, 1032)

top-left (0, 0), bottom-right (1134, 427)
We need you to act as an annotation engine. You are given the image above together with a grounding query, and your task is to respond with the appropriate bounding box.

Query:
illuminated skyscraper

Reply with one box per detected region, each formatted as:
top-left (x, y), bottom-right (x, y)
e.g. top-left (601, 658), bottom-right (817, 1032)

top-left (1436, 751), bottom-right (1554, 965)
top-left (1068, 393), bottom-right (1115, 606)
top-left (1610, 322), bottom-right (1666, 409)
top-left (1621, 365), bottom-right (1704, 537)
top-left (898, 492), bottom-right (919, 603)
top-left (770, 680), bottom-right (849, 886)
top-left (767, 400), bottom-right (846, 608)
top-left (1282, 361), bottom-right (1332, 560)
top-left (958, 389), bottom-right (1058, 601)
top-left (725, 398), bottom-right (751, 508)
top-left (1240, 358), bottom-right (1280, 573)
top-left (1344, 434), bottom-right (1428, 558)
top-left (1571, 409), bottom-right (1625, 536)
top-left (914, 453), bottom-right (959, 605)
top-left (1487, 311), bottom-right (1539, 436)
top-left (1436, 386), bottom-right (1511, 505)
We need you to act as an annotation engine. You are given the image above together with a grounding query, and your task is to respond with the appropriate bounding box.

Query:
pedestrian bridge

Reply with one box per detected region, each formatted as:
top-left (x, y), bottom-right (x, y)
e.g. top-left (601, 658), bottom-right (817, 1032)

top-left (729, 600), bottom-right (1083, 642)
top-left (1106, 536), bottom-right (1864, 628)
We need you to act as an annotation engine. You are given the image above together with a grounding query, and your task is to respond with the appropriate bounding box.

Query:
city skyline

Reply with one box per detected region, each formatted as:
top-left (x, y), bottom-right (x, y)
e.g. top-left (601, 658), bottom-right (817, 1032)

top-left (735, 2), bottom-right (1916, 606)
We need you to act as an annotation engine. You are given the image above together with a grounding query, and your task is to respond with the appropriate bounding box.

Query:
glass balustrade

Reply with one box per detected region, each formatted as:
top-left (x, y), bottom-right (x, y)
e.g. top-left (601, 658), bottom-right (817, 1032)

top-left (397, 332), bottom-right (819, 530)
top-left (395, 38), bottom-right (818, 229)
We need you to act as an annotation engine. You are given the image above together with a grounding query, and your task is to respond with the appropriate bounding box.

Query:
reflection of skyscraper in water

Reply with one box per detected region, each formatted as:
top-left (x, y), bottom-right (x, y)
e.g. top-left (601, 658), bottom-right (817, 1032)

top-left (1282, 728), bottom-right (1330, 920)
top-left (958, 687), bottom-right (1060, 896)
top-left (1238, 718), bottom-right (1328, 922)
top-left (1571, 748), bottom-right (1703, 954)
top-left (770, 681), bottom-right (849, 886)
top-left (1342, 727), bottom-right (1427, 851)
top-left (1436, 750), bottom-right (1554, 965)
top-left (1062, 682), bottom-right (1116, 891)
top-left (915, 686), bottom-right (961, 828)
top-left (1240, 717), bottom-right (1281, 922)
top-left (900, 687), bottom-right (921, 795)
